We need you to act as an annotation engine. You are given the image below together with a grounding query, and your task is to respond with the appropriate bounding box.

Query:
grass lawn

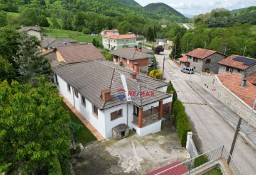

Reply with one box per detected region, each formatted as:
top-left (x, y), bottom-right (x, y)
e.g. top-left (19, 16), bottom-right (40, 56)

top-left (62, 102), bottom-right (96, 145)
top-left (250, 25), bottom-right (256, 35)
top-left (204, 168), bottom-right (223, 175)
top-left (42, 27), bottom-right (102, 44)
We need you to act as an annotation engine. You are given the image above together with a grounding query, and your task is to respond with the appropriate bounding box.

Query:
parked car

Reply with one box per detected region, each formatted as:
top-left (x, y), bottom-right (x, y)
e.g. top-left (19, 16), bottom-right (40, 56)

top-left (154, 45), bottom-right (164, 54)
top-left (181, 67), bottom-right (194, 74)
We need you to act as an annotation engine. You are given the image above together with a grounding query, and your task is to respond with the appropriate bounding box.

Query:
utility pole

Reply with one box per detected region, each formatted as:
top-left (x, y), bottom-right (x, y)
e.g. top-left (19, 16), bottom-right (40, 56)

top-left (227, 117), bottom-right (242, 164)
top-left (162, 56), bottom-right (165, 78)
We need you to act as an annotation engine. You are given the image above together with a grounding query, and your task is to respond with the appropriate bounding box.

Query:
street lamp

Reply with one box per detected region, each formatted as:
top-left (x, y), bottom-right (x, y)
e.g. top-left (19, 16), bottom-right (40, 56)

top-left (246, 99), bottom-right (256, 134)
top-left (162, 56), bottom-right (165, 78)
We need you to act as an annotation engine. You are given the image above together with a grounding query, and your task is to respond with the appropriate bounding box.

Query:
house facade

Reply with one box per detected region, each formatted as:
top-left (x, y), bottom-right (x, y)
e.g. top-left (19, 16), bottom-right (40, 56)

top-left (102, 34), bottom-right (137, 50)
top-left (186, 48), bottom-right (226, 73)
top-left (111, 48), bottom-right (152, 72)
top-left (218, 54), bottom-right (256, 75)
top-left (53, 60), bottom-right (172, 139)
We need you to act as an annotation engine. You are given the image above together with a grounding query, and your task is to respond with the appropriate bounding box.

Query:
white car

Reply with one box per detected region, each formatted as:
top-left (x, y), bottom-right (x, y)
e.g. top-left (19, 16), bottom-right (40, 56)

top-left (181, 67), bottom-right (194, 74)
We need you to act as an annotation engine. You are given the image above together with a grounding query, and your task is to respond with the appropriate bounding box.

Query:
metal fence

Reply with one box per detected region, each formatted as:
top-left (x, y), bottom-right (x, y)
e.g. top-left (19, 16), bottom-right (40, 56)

top-left (153, 145), bottom-right (240, 175)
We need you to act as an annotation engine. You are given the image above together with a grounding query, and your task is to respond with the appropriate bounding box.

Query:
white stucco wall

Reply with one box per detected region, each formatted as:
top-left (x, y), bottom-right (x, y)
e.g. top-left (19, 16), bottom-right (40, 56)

top-left (132, 120), bottom-right (162, 136)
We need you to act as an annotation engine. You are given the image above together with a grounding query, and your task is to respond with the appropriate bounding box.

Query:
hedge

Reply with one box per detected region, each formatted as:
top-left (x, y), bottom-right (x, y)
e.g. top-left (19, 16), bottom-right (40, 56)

top-left (173, 100), bottom-right (192, 147)
top-left (193, 155), bottom-right (209, 168)
top-left (166, 81), bottom-right (177, 104)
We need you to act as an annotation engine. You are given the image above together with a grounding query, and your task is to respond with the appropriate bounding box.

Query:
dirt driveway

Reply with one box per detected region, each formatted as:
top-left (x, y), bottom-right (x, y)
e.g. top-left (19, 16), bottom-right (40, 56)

top-left (71, 119), bottom-right (189, 175)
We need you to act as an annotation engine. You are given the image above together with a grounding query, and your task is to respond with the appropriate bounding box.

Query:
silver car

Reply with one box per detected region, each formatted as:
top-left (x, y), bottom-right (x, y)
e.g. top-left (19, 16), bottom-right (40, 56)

top-left (181, 67), bottom-right (194, 74)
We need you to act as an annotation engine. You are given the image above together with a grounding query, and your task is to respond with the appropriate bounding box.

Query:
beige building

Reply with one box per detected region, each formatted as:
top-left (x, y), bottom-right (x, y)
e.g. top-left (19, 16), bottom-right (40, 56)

top-left (19, 26), bottom-right (42, 41)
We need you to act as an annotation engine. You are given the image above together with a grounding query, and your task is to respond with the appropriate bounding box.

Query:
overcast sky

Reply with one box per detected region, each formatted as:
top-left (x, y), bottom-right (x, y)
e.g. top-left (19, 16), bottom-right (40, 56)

top-left (134, 0), bottom-right (256, 15)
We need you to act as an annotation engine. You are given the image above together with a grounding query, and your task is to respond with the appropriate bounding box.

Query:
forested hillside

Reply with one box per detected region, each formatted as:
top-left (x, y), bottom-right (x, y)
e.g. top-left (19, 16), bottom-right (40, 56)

top-left (144, 3), bottom-right (186, 23)
top-left (170, 7), bottom-right (256, 59)
top-left (0, 0), bottom-right (186, 36)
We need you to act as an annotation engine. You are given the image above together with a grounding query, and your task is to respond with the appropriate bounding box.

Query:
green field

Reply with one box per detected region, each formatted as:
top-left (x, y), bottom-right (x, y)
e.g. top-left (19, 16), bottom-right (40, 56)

top-left (42, 28), bottom-right (102, 44)
top-left (62, 102), bottom-right (96, 145)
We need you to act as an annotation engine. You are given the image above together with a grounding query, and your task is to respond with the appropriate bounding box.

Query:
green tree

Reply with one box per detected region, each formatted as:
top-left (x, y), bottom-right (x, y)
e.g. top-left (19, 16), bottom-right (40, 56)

top-left (0, 11), bottom-right (7, 27)
top-left (14, 34), bottom-right (52, 83)
top-left (92, 38), bottom-right (99, 47)
top-left (19, 7), bottom-right (49, 27)
top-left (0, 56), bottom-right (16, 82)
top-left (147, 27), bottom-right (155, 42)
top-left (117, 21), bottom-right (132, 34)
top-left (0, 27), bottom-right (21, 65)
top-left (0, 78), bottom-right (71, 174)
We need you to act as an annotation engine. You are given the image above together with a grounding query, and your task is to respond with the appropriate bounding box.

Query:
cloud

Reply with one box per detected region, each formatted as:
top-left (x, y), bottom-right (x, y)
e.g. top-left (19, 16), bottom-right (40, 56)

top-left (135, 0), bottom-right (256, 15)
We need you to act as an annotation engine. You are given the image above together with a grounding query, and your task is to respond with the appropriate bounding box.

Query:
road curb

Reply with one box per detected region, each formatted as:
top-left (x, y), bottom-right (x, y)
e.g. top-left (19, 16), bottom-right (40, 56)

top-left (186, 81), bottom-right (256, 152)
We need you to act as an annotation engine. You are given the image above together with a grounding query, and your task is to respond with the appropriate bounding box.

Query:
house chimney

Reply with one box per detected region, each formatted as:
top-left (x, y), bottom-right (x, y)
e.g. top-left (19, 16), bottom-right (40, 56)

top-left (101, 89), bottom-right (111, 101)
top-left (134, 45), bottom-right (138, 50)
top-left (133, 62), bottom-right (140, 73)
top-left (130, 72), bottom-right (138, 79)
top-left (138, 46), bottom-right (142, 52)
top-left (240, 72), bottom-right (247, 87)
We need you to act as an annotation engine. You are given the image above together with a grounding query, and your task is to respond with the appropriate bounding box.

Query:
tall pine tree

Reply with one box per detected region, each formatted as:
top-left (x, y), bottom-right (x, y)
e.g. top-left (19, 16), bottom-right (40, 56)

top-left (14, 34), bottom-right (52, 84)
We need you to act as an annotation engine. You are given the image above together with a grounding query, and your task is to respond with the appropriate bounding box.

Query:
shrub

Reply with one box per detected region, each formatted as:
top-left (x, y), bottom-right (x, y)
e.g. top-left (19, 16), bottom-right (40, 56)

top-left (172, 100), bottom-right (192, 147)
top-left (193, 155), bottom-right (209, 168)
top-left (82, 27), bottom-right (91, 34)
top-left (102, 49), bottom-right (113, 61)
top-left (166, 81), bottom-right (177, 103)
top-left (149, 69), bottom-right (163, 79)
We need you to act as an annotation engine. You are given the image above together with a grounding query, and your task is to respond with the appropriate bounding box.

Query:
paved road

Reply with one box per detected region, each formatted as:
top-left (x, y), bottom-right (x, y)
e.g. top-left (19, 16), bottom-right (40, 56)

top-left (155, 50), bottom-right (256, 175)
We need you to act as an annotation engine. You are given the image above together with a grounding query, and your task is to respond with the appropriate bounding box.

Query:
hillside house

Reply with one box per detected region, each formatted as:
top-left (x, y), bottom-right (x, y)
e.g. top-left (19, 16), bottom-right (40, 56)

top-left (19, 26), bottom-right (42, 41)
top-left (53, 60), bottom-right (172, 139)
top-left (218, 55), bottom-right (256, 75)
top-left (110, 47), bottom-right (152, 72)
top-left (102, 34), bottom-right (137, 50)
top-left (42, 44), bottom-right (105, 66)
top-left (178, 54), bottom-right (189, 67)
top-left (186, 48), bottom-right (226, 73)
top-left (100, 29), bottom-right (119, 36)
top-left (41, 38), bottom-right (79, 52)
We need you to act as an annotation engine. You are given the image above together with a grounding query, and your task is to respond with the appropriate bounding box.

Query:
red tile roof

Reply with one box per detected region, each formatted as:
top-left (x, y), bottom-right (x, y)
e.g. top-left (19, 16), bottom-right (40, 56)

top-left (103, 33), bottom-right (137, 39)
top-left (248, 72), bottom-right (256, 85)
top-left (57, 44), bottom-right (105, 63)
top-left (186, 48), bottom-right (217, 59)
top-left (146, 161), bottom-right (189, 175)
top-left (217, 74), bottom-right (256, 110)
top-left (178, 54), bottom-right (188, 63)
top-left (218, 54), bottom-right (255, 70)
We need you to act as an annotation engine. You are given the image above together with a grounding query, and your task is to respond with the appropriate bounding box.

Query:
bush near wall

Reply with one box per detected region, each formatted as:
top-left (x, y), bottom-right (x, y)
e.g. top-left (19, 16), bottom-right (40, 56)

top-left (166, 81), bottom-right (177, 103)
top-left (149, 69), bottom-right (163, 79)
top-left (172, 99), bottom-right (192, 147)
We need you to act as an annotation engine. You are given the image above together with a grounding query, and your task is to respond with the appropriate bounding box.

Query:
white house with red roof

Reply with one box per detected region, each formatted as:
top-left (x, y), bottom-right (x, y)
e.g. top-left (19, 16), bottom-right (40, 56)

top-left (186, 48), bottom-right (226, 73)
top-left (102, 34), bottom-right (137, 50)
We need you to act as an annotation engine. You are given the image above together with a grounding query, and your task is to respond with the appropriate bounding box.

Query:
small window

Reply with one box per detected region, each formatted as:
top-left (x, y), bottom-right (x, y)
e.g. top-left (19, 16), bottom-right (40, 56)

top-left (111, 109), bottom-right (123, 121)
top-left (74, 89), bottom-right (78, 98)
top-left (93, 105), bottom-right (98, 117)
top-left (206, 59), bottom-right (211, 64)
top-left (193, 57), bottom-right (198, 63)
top-left (67, 84), bottom-right (71, 92)
top-left (81, 96), bottom-right (86, 106)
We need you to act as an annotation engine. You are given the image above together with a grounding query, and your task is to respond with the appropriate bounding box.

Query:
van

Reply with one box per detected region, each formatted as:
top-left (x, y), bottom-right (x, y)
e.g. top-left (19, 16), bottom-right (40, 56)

top-left (181, 67), bottom-right (194, 74)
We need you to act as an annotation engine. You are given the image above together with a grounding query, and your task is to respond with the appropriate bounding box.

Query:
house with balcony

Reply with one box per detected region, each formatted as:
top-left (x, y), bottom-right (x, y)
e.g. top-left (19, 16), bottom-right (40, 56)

top-left (110, 47), bottom-right (153, 72)
top-left (186, 48), bottom-right (226, 73)
top-left (102, 34), bottom-right (137, 50)
top-left (218, 54), bottom-right (256, 75)
top-left (53, 60), bottom-right (172, 139)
